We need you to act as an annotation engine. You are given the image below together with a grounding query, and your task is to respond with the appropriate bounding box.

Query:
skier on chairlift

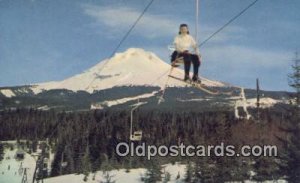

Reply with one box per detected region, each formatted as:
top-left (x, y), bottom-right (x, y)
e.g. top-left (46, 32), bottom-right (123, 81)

top-left (171, 23), bottom-right (201, 83)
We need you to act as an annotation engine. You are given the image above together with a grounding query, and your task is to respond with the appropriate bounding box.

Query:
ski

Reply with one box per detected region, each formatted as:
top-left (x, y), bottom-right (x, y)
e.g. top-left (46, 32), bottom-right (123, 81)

top-left (168, 75), bottom-right (222, 95)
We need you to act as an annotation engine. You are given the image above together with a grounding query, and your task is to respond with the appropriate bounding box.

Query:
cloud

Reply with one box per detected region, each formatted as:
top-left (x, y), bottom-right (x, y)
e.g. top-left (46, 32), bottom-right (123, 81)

top-left (81, 3), bottom-right (246, 42)
top-left (81, 4), bottom-right (179, 39)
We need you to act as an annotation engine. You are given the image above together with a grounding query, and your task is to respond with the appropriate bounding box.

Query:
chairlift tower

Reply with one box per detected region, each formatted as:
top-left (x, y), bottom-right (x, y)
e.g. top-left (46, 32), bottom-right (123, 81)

top-left (21, 168), bottom-right (29, 183)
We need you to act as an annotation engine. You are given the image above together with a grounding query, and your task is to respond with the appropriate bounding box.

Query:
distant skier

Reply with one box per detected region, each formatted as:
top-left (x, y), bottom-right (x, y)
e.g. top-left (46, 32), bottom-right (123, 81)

top-left (171, 24), bottom-right (201, 83)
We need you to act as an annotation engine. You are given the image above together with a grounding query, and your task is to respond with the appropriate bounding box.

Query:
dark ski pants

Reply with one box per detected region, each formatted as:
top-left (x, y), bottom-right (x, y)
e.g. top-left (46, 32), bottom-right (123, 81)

top-left (171, 51), bottom-right (201, 76)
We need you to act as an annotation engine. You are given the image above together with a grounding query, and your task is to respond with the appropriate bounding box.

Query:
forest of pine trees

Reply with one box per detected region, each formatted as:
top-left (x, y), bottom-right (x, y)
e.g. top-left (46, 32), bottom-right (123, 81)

top-left (0, 104), bottom-right (295, 181)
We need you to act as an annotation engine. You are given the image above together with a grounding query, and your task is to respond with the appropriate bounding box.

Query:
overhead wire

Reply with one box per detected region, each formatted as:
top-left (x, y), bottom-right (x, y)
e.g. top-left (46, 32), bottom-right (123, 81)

top-left (85, 0), bottom-right (155, 90)
top-left (150, 0), bottom-right (260, 87)
top-left (198, 0), bottom-right (259, 48)
top-left (40, 0), bottom-right (156, 150)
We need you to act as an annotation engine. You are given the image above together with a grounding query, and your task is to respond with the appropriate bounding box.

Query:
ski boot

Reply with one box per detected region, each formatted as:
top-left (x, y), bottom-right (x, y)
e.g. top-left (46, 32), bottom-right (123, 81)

top-left (184, 74), bottom-right (191, 82)
top-left (192, 75), bottom-right (201, 84)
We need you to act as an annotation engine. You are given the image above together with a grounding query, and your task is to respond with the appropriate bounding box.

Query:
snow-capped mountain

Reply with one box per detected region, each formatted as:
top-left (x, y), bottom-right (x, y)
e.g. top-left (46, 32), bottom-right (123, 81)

top-left (30, 48), bottom-right (226, 94)
top-left (0, 48), bottom-right (292, 113)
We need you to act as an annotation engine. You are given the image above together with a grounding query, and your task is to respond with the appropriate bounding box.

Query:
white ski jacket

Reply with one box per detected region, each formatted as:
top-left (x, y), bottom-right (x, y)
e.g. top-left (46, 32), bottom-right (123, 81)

top-left (173, 34), bottom-right (199, 54)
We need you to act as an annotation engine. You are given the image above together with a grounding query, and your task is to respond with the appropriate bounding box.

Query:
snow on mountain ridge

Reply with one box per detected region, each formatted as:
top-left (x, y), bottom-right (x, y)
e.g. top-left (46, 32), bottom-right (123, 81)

top-left (30, 48), bottom-right (226, 94)
top-left (0, 89), bottom-right (16, 98)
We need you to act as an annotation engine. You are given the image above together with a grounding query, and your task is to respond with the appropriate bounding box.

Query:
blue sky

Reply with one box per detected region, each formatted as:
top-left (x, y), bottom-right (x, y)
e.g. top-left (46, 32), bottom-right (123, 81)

top-left (0, 0), bottom-right (299, 91)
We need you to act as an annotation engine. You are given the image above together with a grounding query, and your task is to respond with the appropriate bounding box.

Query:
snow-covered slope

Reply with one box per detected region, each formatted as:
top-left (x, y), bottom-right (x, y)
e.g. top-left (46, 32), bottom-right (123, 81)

top-left (30, 48), bottom-right (226, 94)
top-left (0, 89), bottom-right (16, 98)
top-left (246, 97), bottom-right (283, 108)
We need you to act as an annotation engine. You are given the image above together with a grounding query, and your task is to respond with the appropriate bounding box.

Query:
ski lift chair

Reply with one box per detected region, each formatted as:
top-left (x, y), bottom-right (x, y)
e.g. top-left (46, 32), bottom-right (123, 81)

top-left (130, 130), bottom-right (143, 141)
top-left (129, 101), bottom-right (146, 141)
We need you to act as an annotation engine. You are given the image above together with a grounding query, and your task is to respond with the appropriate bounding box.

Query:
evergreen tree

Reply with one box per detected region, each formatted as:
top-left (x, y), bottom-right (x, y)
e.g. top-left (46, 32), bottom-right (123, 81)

top-left (50, 143), bottom-right (65, 176)
top-left (98, 153), bottom-right (116, 183)
top-left (100, 171), bottom-right (116, 183)
top-left (100, 153), bottom-right (113, 171)
top-left (141, 159), bottom-right (163, 183)
top-left (253, 156), bottom-right (280, 182)
top-left (288, 52), bottom-right (300, 107)
top-left (162, 169), bottom-right (171, 183)
top-left (192, 157), bottom-right (216, 183)
top-left (278, 52), bottom-right (300, 182)
top-left (184, 161), bottom-right (194, 183)
top-left (230, 158), bottom-right (250, 182)
top-left (0, 143), bottom-right (3, 161)
top-left (253, 124), bottom-right (280, 181)
top-left (82, 145), bottom-right (92, 182)
top-left (278, 109), bottom-right (300, 183)
top-left (64, 145), bottom-right (75, 174)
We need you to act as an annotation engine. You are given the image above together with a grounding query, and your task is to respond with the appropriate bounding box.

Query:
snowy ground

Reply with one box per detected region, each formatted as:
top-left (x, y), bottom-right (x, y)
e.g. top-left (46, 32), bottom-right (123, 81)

top-left (43, 163), bottom-right (186, 183)
top-left (0, 142), bottom-right (287, 183)
top-left (0, 148), bottom-right (36, 183)
top-left (91, 91), bottom-right (157, 109)
top-left (43, 165), bottom-right (287, 183)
